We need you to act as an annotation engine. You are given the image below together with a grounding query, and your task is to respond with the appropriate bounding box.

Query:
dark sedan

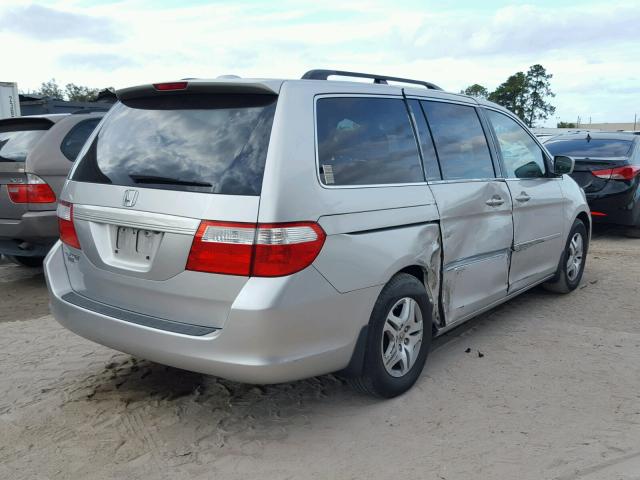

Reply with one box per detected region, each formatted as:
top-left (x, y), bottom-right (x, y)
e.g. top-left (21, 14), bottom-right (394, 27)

top-left (545, 133), bottom-right (640, 237)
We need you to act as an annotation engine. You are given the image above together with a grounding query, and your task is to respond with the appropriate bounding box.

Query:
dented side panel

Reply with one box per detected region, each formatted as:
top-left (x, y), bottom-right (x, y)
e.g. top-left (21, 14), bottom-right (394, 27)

top-left (314, 202), bottom-right (442, 322)
top-left (430, 180), bottom-right (514, 326)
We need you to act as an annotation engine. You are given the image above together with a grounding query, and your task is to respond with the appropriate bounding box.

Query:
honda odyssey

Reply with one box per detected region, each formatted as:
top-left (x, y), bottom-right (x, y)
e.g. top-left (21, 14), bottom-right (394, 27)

top-left (44, 70), bottom-right (590, 397)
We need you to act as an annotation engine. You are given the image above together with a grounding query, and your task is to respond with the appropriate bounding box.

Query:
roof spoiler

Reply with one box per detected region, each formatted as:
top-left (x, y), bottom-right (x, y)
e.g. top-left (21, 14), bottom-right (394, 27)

top-left (117, 80), bottom-right (281, 100)
top-left (0, 116), bottom-right (55, 129)
top-left (302, 69), bottom-right (443, 90)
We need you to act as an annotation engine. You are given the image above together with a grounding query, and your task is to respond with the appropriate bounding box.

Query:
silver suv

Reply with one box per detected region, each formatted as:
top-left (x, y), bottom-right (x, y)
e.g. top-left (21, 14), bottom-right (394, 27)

top-left (44, 70), bottom-right (590, 398)
top-left (0, 111), bottom-right (105, 265)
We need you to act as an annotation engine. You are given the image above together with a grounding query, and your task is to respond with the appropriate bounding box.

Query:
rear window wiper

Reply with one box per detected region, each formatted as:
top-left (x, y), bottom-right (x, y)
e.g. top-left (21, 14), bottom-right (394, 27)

top-left (129, 174), bottom-right (212, 188)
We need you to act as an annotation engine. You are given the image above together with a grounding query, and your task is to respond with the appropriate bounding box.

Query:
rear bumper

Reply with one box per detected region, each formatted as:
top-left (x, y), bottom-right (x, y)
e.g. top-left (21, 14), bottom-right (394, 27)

top-left (587, 185), bottom-right (640, 226)
top-left (0, 210), bottom-right (58, 256)
top-left (44, 242), bottom-right (379, 384)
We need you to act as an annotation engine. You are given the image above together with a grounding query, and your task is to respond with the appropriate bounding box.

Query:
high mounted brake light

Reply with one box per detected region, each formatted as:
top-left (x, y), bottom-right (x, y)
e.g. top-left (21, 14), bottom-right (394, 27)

top-left (153, 82), bottom-right (188, 91)
top-left (57, 201), bottom-right (81, 249)
top-left (592, 166), bottom-right (640, 181)
top-left (186, 221), bottom-right (326, 277)
top-left (6, 174), bottom-right (56, 204)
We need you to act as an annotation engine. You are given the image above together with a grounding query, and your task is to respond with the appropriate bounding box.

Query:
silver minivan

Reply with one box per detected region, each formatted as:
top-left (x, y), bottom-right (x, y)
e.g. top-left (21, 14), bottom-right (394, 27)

top-left (44, 70), bottom-right (590, 397)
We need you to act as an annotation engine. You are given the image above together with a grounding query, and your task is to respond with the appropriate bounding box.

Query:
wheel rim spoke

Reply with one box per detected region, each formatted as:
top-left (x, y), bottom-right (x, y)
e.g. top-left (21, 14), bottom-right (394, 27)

top-left (381, 297), bottom-right (424, 378)
top-left (566, 233), bottom-right (584, 281)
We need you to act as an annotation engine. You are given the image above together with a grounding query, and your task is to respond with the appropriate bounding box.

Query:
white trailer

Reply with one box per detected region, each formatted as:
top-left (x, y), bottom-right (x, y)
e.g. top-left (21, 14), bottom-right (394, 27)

top-left (0, 82), bottom-right (21, 119)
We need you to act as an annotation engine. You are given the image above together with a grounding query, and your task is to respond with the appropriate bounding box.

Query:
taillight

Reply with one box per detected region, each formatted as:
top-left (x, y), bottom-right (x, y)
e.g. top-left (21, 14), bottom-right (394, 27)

top-left (186, 221), bottom-right (255, 276)
top-left (592, 166), bottom-right (640, 180)
top-left (186, 221), bottom-right (326, 277)
top-left (57, 201), bottom-right (81, 249)
top-left (6, 174), bottom-right (56, 204)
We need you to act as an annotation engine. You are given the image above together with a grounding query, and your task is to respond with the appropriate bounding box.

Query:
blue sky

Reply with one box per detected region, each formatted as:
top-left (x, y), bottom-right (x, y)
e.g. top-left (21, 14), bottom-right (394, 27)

top-left (1, 0), bottom-right (639, 126)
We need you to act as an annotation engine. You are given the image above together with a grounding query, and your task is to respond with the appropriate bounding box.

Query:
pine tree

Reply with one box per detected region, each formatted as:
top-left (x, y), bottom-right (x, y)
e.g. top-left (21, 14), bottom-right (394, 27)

top-left (524, 64), bottom-right (556, 127)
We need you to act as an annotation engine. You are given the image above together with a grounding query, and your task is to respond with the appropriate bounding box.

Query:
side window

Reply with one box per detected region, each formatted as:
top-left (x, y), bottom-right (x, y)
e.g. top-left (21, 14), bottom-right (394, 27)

top-left (316, 97), bottom-right (424, 186)
top-left (486, 110), bottom-right (547, 178)
top-left (61, 118), bottom-right (101, 161)
top-left (406, 99), bottom-right (441, 180)
top-left (421, 101), bottom-right (495, 180)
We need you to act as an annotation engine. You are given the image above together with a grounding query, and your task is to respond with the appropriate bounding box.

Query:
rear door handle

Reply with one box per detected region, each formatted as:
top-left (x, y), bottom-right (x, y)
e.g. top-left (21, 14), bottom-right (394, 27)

top-left (515, 192), bottom-right (531, 203)
top-left (485, 196), bottom-right (505, 207)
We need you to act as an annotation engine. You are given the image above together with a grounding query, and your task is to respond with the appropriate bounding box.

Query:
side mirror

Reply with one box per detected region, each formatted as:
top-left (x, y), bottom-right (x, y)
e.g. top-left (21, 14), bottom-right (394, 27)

top-left (553, 155), bottom-right (575, 175)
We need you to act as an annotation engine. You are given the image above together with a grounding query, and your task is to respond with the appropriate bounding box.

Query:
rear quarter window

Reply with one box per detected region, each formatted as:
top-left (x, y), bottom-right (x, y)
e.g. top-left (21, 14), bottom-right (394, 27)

top-left (71, 94), bottom-right (277, 196)
top-left (61, 118), bottom-right (101, 161)
top-left (316, 97), bottom-right (423, 186)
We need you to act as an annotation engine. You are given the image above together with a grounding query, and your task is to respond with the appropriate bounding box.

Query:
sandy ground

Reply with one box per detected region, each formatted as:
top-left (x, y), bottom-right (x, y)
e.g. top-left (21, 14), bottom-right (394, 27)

top-left (1, 230), bottom-right (640, 480)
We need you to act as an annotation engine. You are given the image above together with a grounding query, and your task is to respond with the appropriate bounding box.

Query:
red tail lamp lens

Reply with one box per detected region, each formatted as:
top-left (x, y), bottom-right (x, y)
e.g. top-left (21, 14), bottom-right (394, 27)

top-left (7, 174), bottom-right (56, 204)
top-left (186, 221), bottom-right (326, 277)
top-left (592, 166), bottom-right (640, 181)
top-left (57, 201), bottom-right (81, 249)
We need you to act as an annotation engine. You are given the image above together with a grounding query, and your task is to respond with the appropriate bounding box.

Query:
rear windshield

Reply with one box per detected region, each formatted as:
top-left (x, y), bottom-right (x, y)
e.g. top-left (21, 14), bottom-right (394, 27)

top-left (0, 123), bottom-right (51, 162)
top-left (71, 94), bottom-right (277, 196)
top-left (546, 138), bottom-right (633, 158)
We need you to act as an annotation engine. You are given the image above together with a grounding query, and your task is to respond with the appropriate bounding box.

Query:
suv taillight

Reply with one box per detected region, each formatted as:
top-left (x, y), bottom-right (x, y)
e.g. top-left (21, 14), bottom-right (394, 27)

top-left (57, 201), bottom-right (81, 249)
top-left (7, 174), bottom-right (56, 204)
top-left (592, 166), bottom-right (640, 180)
top-left (186, 221), bottom-right (326, 277)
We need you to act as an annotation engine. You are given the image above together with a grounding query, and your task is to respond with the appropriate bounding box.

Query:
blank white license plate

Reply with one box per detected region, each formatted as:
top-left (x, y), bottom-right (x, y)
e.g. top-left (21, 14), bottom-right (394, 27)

top-left (115, 227), bottom-right (161, 258)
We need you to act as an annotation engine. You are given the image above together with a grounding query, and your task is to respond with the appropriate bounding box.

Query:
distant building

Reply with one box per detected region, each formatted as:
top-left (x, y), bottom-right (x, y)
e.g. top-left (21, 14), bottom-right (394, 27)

top-left (19, 89), bottom-right (116, 116)
top-left (577, 122), bottom-right (638, 131)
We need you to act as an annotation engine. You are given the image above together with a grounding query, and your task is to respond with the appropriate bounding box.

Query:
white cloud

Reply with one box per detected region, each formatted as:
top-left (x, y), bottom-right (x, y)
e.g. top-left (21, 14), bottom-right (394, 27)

top-left (1, 0), bottom-right (639, 125)
top-left (0, 3), bottom-right (122, 41)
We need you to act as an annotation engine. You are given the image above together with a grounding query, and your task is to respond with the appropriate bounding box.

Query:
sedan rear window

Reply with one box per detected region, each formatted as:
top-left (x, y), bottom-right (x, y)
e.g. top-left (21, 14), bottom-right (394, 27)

top-left (71, 94), bottom-right (277, 196)
top-left (546, 138), bottom-right (633, 158)
top-left (0, 123), bottom-right (51, 162)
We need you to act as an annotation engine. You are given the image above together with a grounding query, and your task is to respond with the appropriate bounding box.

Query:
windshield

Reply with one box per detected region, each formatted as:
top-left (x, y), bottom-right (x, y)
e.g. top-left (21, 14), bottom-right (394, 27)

top-left (546, 138), bottom-right (633, 158)
top-left (0, 129), bottom-right (48, 162)
top-left (71, 94), bottom-right (277, 196)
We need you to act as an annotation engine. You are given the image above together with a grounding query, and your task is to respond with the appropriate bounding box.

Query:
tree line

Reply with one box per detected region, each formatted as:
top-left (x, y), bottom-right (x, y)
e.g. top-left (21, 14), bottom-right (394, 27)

top-left (460, 64), bottom-right (555, 128)
top-left (25, 79), bottom-right (113, 102)
top-left (27, 68), bottom-right (557, 127)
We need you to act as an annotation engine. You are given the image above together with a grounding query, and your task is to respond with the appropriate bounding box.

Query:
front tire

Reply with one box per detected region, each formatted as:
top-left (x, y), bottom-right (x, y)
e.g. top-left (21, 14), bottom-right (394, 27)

top-left (543, 219), bottom-right (588, 293)
top-left (349, 273), bottom-right (432, 398)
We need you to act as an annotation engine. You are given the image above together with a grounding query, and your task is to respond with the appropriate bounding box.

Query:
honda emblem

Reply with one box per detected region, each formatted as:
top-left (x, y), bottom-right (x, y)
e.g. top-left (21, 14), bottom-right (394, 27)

top-left (122, 189), bottom-right (139, 207)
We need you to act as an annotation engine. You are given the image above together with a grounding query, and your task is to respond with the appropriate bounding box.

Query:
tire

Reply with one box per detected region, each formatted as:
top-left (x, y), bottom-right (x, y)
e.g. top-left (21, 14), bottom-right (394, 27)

top-left (8, 255), bottom-right (44, 267)
top-left (348, 273), bottom-right (432, 398)
top-left (624, 227), bottom-right (640, 238)
top-left (543, 219), bottom-right (588, 293)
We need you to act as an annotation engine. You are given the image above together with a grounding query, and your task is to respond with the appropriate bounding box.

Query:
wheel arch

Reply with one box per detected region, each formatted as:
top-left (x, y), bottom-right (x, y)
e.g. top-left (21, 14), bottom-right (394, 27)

top-left (576, 210), bottom-right (591, 239)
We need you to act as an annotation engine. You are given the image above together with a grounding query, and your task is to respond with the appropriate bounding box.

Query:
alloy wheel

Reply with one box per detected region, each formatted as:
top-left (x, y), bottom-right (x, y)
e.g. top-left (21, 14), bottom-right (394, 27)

top-left (381, 297), bottom-right (423, 378)
top-left (566, 232), bottom-right (584, 281)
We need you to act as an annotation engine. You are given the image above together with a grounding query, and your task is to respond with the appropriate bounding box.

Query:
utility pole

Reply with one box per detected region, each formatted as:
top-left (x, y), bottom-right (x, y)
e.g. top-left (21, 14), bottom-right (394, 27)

top-left (634, 113), bottom-right (637, 131)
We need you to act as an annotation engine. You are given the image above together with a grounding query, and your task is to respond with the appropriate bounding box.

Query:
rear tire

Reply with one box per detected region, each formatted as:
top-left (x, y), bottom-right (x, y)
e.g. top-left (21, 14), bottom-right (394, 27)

top-left (543, 219), bottom-right (588, 293)
top-left (8, 255), bottom-right (44, 267)
top-left (348, 273), bottom-right (432, 398)
top-left (624, 227), bottom-right (640, 238)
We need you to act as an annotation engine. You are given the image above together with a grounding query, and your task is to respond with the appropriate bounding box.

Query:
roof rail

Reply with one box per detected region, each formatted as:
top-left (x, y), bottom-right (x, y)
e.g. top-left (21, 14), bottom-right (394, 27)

top-left (301, 69), bottom-right (443, 90)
